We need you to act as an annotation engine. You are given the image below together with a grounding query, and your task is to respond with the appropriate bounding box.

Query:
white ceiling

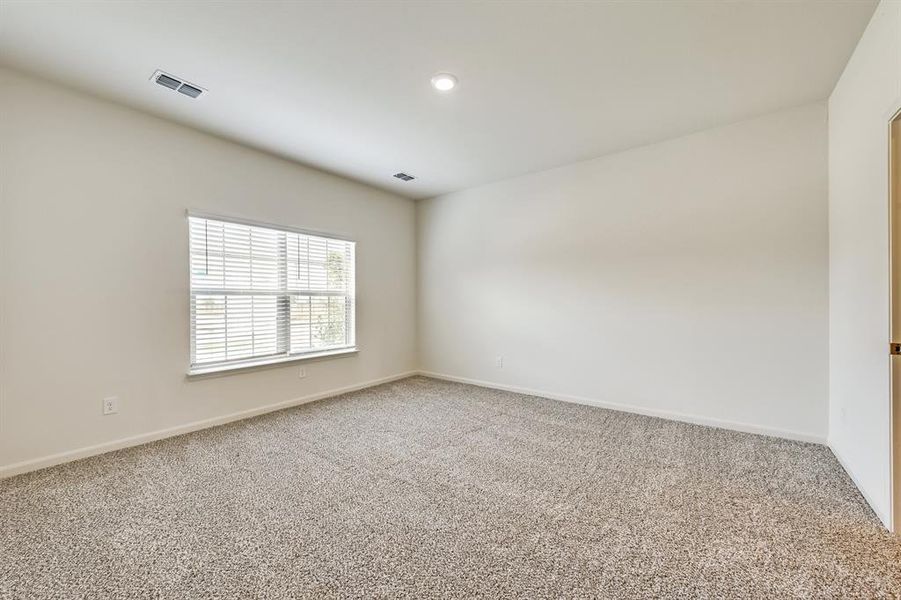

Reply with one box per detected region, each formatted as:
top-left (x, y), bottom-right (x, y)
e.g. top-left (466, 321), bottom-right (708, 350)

top-left (0, 1), bottom-right (876, 200)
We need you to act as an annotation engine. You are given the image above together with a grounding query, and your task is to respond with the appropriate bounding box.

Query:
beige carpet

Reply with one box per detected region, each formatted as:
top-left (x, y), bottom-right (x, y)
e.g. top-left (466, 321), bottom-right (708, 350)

top-left (1, 376), bottom-right (899, 599)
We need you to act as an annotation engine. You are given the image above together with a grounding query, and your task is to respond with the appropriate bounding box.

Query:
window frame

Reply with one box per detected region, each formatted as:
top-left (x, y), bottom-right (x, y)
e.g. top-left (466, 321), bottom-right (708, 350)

top-left (186, 210), bottom-right (357, 376)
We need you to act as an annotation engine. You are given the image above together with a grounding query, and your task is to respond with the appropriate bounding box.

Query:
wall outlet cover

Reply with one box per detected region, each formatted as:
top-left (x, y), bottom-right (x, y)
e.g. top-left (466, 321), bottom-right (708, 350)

top-left (103, 397), bottom-right (119, 415)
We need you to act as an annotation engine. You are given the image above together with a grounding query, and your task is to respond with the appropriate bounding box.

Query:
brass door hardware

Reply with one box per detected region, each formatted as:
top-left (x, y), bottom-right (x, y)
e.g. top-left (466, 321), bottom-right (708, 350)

top-left (891, 343), bottom-right (901, 355)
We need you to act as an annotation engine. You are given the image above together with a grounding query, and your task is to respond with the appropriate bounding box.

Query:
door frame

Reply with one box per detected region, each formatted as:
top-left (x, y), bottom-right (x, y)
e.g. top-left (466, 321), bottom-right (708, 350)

top-left (888, 104), bottom-right (901, 535)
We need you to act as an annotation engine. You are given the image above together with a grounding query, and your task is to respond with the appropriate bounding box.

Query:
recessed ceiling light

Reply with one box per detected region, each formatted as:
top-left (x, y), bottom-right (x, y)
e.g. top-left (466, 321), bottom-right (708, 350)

top-left (430, 73), bottom-right (457, 92)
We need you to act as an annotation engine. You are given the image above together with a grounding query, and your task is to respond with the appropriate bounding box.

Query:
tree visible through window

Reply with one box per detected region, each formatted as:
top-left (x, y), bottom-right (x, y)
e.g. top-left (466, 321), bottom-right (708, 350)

top-left (188, 215), bottom-right (355, 372)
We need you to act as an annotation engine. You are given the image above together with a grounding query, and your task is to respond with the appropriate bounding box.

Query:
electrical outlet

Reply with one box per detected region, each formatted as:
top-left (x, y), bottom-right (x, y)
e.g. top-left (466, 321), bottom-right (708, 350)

top-left (495, 355), bottom-right (504, 368)
top-left (298, 367), bottom-right (307, 379)
top-left (103, 396), bottom-right (119, 415)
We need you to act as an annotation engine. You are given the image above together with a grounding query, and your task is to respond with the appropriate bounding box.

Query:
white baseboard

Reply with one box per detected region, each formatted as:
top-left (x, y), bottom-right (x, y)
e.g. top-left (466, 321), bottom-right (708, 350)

top-left (0, 371), bottom-right (418, 480)
top-left (417, 370), bottom-right (827, 445)
top-left (828, 441), bottom-right (893, 531)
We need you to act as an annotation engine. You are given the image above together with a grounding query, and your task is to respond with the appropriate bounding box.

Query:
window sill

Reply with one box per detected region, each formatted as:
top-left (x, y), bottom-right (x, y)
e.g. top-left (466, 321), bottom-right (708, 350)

top-left (186, 347), bottom-right (358, 378)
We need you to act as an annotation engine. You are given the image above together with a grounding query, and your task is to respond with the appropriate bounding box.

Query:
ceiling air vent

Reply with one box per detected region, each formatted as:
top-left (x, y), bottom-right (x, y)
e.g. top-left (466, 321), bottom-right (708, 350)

top-left (155, 73), bottom-right (180, 90)
top-left (151, 70), bottom-right (206, 99)
top-left (177, 83), bottom-right (203, 98)
top-left (393, 173), bottom-right (415, 182)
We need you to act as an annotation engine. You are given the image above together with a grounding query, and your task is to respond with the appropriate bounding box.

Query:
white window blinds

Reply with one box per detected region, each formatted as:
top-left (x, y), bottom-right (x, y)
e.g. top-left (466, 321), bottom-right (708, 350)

top-left (189, 215), bottom-right (355, 372)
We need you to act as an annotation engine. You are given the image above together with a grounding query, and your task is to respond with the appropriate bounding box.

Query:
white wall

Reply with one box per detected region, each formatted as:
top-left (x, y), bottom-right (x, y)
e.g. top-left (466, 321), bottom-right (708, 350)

top-left (0, 68), bottom-right (417, 473)
top-left (418, 102), bottom-right (829, 442)
top-left (827, 1), bottom-right (901, 530)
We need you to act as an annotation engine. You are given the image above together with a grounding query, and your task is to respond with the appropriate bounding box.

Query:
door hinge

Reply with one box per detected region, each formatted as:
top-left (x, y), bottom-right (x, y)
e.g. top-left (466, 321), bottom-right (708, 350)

top-left (891, 343), bottom-right (901, 355)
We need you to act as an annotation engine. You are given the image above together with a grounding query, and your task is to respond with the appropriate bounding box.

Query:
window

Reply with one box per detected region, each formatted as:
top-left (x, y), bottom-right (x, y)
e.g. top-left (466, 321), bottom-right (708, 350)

top-left (188, 214), bottom-right (355, 374)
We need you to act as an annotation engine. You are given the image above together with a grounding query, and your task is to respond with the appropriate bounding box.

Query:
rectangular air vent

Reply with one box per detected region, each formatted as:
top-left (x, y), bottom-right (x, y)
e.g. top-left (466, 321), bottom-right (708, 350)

top-left (151, 70), bottom-right (206, 99)
top-left (178, 83), bottom-right (203, 98)
top-left (393, 173), bottom-right (415, 182)
top-left (155, 73), bottom-right (181, 90)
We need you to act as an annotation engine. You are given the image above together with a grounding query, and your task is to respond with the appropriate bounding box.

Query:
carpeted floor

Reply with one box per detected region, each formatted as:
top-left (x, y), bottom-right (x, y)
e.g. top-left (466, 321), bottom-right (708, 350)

top-left (1, 376), bottom-right (899, 599)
